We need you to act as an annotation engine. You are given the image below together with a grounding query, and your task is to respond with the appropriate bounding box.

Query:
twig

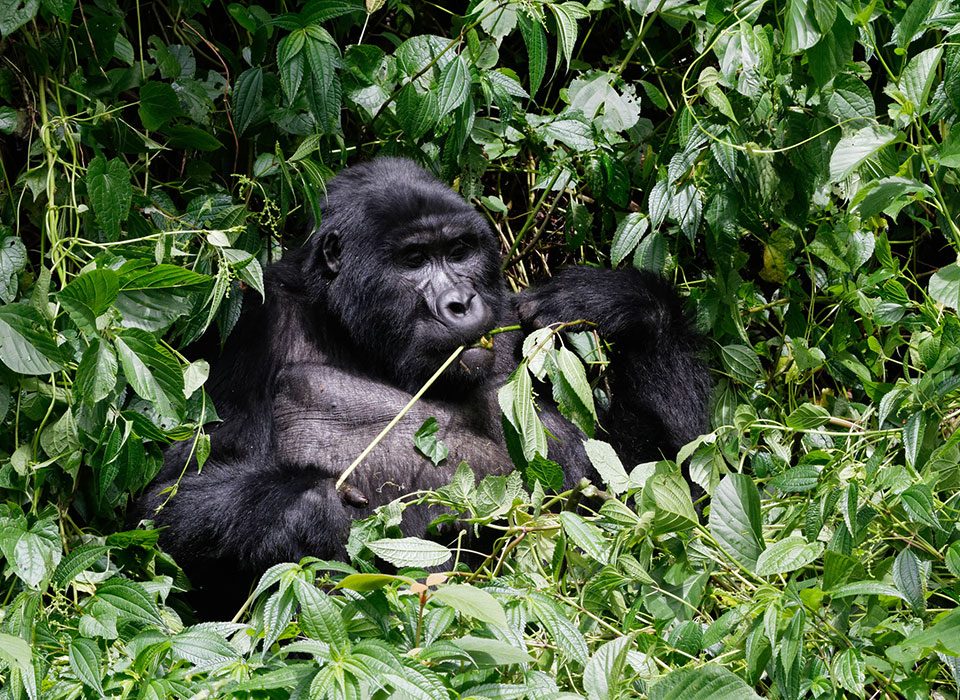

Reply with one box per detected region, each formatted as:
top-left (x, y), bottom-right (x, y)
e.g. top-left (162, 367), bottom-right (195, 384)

top-left (336, 345), bottom-right (465, 490)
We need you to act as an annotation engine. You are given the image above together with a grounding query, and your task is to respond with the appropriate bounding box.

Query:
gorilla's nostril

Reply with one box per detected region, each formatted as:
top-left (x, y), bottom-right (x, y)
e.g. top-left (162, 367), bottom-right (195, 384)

top-left (448, 300), bottom-right (469, 316)
top-left (445, 291), bottom-right (475, 317)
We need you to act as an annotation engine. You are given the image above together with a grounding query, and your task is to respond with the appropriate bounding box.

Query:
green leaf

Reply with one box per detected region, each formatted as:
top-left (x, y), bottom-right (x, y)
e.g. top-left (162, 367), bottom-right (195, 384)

top-left (783, 0), bottom-right (819, 54)
top-left (524, 453), bottom-right (564, 491)
top-left (294, 579), bottom-right (349, 652)
top-left (518, 12), bottom-right (546, 96)
top-left (114, 330), bottom-right (185, 420)
top-left (786, 403), bottom-right (830, 430)
top-left (304, 35), bottom-right (342, 134)
top-left (826, 74), bottom-right (875, 123)
top-left (832, 648), bottom-right (865, 696)
top-left (163, 124), bottom-right (223, 151)
top-left (889, 608), bottom-right (960, 657)
top-left (431, 584), bottom-right (508, 629)
top-left (233, 67), bottom-right (263, 136)
top-left (946, 542), bottom-right (960, 577)
top-left (899, 46), bottom-right (942, 113)
top-left (583, 439), bottom-right (629, 495)
top-left (829, 581), bottom-right (907, 601)
top-left (0, 304), bottom-right (63, 374)
top-left (769, 465), bottom-right (820, 492)
top-left (552, 345), bottom-right (596, 435)
top-left (545, 118), bottom-right (594, 151)
top-left (560, 511), bottom-right (609, 564)
top-left (86, 156), bottom-right (132, 241)
top-left (645, 471), bottom-right (699, 532)
top-left (649, 663), bottom-right (763, 700)
top-left (529, 593), bottom-right (589, 664)
top-left (893, 548), bottom-right (925, 614)
top-left (414, 417), bottom-right (448, 465)
top-left (0, 632), bottom-right (31, 673)
top-left (396, 83), bottom-right (439, 140)
top-left (437, 55), bottom-right (470, 118)
top-left (139, 82), bottom-right (180, 130)
top-left (755, 536), bottom-right (823, 576)
top-left (119, 262), bottom-right (209, 290)
top-left (170, 629), bottom-right (239, 669)
top-left (709, 473), bottom-right (765, 569)
top-left (95, 578), bottom-right (163, 625)
top-left (899, 483), bottom-right (940, 529)
top-left (829, 126), bottom-right (898, 182)
top-left (60, 268), bottom-right (119, 316)
top-left (583, 635), bottom-right (634, 700)
top-left (929, 263), bottom-right (960, 310)
top-left (720, 344), bottom-right (761, 384)
top-left (0, 235), bottom-right (26, 303)
top-left (548, 2), bottom-right (587, 71)
top-left (53, 544), bottom-right (110, 587)
top-left (0, 106), bottom-right (16, 135)
top-left (452, 636), bottom-right (534, 666)
top-left (69, 638), bottom-right (104, 695)
top-left (366, 537), bottom-right (451, 568)
top-left (893, 0), bottom-right (934, 50)
top-left (336, 573), bottom-right (411, 592)
top-left (0, 0), bottom-right (39, 38)
top-left (611, 213), bottom-right (649, 268)
top-left (500, 368), bottom-right (548, 462)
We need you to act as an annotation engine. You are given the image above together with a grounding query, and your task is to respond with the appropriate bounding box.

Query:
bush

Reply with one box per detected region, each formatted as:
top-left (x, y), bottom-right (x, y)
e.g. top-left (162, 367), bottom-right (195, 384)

top-left (0, 0), bottom-right (958, 697)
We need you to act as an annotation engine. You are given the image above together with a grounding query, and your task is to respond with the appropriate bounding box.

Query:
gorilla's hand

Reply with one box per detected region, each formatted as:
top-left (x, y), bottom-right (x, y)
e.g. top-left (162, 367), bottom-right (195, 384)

top-left (517, 267), bottom-right (673, 343)
top-left (338, 482), bottom-right (369, 508)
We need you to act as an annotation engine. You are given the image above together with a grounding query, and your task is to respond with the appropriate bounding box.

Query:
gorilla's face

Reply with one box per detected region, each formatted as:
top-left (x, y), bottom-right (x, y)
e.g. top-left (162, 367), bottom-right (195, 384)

top-left (313, 159), bottom-right (505, 393)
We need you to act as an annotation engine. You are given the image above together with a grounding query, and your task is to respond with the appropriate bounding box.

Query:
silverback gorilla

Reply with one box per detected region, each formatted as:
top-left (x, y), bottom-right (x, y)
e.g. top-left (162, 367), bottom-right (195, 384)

top-left (133, 158), bottom-right (710, 615)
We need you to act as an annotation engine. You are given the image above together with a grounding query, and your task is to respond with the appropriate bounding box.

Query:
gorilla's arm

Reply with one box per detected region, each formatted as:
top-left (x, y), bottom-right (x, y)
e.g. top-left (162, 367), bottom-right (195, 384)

top-left (517, 267), bottom-right (710, 465)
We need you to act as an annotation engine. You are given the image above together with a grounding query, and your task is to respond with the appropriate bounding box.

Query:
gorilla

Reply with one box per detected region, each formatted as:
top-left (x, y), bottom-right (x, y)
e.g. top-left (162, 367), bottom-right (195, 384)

top-left (133, 158), bottom-right (710, 615)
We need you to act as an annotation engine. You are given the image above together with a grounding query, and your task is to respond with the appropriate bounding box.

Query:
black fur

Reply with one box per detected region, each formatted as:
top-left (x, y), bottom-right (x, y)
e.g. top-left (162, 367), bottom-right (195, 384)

top-left (132, 158), bottom-right (710, 617)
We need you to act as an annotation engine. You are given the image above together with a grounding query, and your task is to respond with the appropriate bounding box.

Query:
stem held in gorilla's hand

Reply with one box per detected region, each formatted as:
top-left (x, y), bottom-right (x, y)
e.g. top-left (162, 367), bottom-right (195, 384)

top-left (335, 345), bottom-right (466, 491)
top-left (335, 324), bottom-right (524, 492)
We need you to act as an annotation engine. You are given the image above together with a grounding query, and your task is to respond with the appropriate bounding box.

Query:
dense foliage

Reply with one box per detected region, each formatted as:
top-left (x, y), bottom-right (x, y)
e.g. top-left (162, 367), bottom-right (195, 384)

top-left (0, 0), bottom-right (959, 697)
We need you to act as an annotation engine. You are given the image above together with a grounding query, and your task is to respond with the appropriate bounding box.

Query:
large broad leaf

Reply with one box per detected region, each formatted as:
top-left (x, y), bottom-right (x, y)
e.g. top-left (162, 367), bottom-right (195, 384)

top-left (139, 81), bottom-right (180, 130)
top-left (709, 474), bottom-right (765, 570)
top-left (755, 536), bottom-right (823, 576)
top-left (452, 636), bottom-right (534, 666)
top-left (0, 304), bottom-right (63, 374)
top-left (518, 12), bottom-right (547, 96)
top-left (829, 126), bottom-right (898, 182)
top-left (114, 329), bottom-right (185, 420)
top-left (649, 663), bottom-right (763, 700)
top-left (366, 537), bottom-right (451, 568)
top-left (611, 213), bottom-right (649, 268)
top-left (929, 263), bottom-right (960, 310)
top-left (783, 0), bottom-right (819, 54)
top-left (899, 46), bottom-right (943, 113)
top-left (86, 156), bottom-right (132, 241)
top-left (233, 67), bottom-right (264, 135)
top-left (0, 0), bottom-right (39, 38)
top-left (437, 55), bottom-right (470, 118)
top-left (583, 439), bottom-right (629, 495)
top-left (430, 584), bottom-right (509, 630)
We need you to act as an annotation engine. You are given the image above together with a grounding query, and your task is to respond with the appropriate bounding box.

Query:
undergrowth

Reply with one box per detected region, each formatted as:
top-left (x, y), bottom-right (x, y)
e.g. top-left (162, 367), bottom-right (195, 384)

top-left (0, 0), bottom-right (958, 697)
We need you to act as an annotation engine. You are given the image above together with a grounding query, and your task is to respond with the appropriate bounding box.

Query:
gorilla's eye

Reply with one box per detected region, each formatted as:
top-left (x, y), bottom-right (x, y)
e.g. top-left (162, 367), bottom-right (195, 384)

top-left (399, 249), bottom-right (428, 268)
top-left (448, 238), bottom-right (473, 262)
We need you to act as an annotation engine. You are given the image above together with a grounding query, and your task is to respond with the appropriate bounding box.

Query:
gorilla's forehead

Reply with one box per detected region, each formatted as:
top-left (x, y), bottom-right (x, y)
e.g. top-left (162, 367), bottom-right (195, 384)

top-left (383, 211), bottom-right (486, 243)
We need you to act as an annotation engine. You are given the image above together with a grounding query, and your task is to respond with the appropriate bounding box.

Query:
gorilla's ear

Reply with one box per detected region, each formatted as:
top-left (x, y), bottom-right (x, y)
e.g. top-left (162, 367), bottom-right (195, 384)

top-left (313, 230), bottom-right (342, 277)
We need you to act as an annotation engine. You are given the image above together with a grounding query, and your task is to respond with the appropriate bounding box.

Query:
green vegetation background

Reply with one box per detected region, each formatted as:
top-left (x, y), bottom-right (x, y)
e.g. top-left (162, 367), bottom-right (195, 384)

top-left (0, 0), bottom-right (958, 697)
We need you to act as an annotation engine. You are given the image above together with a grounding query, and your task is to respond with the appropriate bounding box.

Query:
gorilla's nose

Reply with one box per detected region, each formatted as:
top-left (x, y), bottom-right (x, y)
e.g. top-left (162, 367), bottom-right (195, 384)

top-left (437, 286), bottom-right (490, 333)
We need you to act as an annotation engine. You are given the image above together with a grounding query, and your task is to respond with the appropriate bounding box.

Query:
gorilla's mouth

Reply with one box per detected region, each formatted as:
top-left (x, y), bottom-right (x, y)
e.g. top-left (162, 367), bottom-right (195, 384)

top-left (458, 346), bottom-right (495, 375)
